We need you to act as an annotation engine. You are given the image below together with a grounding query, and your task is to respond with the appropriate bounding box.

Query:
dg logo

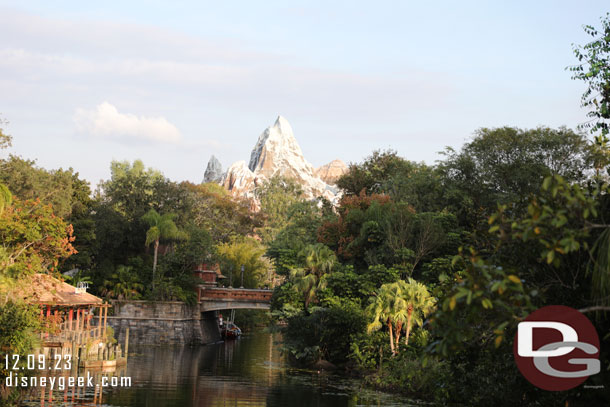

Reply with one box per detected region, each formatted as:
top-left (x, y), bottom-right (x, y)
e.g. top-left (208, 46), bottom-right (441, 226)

top-left (513, 305), bottom-right (601, 391)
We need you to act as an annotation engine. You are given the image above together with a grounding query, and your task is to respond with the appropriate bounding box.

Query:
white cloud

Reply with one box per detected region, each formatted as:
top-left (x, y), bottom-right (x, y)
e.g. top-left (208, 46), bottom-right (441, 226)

top-left (74, 102), bottom-right (182, 144)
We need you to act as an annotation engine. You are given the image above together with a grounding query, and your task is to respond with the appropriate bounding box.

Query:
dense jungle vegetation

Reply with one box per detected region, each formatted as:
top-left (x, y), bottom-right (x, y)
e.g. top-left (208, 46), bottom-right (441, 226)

top-left (1, 13), bottom-right (610, 406)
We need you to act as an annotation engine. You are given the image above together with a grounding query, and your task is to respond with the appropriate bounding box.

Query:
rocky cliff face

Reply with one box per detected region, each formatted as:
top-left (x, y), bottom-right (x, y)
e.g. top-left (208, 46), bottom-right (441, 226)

top-left (221, 116), bottom-right (346, 205)
top-left (315, 159), bottom-right (348, 184)
top-left (203, 155), bottom-right (223, 183)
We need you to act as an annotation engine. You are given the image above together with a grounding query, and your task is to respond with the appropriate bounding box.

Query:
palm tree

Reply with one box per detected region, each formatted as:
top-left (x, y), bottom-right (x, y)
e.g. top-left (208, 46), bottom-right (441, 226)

top-left (141, 209), bottom-right (181, 289)
top-left (367, 283), bottom-right (399, 355)
top-left (367, 278), bottom-right (435, 355)
top-left (399, 278), bottom-right (436, 346)
top-left (290, 243), bottom-right (336, 312)
top-left (102, 265), bottom-right (144, 300)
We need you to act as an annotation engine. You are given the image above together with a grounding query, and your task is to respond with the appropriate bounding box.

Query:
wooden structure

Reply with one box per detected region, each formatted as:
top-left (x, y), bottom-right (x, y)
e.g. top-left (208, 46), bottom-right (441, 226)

top-left (18, 274), bottom-right (128, 369)
top-left (22, 274), bottom-right (111, 347)
top-left (193, 263), bottom-right (226, 301)
top-left (198, 287), bottom-right (273, 311)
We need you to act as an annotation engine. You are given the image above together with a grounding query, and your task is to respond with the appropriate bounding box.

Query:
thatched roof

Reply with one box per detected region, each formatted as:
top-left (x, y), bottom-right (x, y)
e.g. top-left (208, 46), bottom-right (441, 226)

top-left (20, 273), bottom-right (103, 306)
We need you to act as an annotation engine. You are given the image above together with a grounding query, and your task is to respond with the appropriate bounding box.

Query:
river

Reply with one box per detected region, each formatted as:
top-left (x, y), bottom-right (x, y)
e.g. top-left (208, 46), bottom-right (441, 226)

top-left (23, 330), bottom-right (421, 406)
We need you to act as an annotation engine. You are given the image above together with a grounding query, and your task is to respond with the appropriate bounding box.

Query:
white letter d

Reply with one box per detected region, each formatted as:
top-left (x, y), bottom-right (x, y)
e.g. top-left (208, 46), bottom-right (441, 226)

top-left (518, 321), bottom-right (577, 357)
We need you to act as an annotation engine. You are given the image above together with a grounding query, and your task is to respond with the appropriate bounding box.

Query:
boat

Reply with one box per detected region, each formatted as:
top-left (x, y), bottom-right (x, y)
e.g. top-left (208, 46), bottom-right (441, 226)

top-left (221, 322), bottom-right (242, 339)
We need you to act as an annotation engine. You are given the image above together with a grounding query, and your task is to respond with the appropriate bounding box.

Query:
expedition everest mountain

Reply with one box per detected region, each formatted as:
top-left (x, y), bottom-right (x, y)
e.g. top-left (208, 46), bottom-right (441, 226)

top-left (203, 116), bottom-right (347, 206)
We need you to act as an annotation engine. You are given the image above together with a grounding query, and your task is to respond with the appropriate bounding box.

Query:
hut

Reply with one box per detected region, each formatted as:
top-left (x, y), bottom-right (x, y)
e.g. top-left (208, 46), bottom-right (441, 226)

top-left (21, 273), bottom-right (111, 347)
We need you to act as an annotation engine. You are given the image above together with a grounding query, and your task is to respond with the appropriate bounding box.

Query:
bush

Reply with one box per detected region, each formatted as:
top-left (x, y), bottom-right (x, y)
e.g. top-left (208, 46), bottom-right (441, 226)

top-left (283, 299), bottom-right (367, 366)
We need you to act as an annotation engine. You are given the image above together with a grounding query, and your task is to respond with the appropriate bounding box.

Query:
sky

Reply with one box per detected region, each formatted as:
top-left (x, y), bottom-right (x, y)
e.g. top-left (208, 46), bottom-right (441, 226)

top-left (0, 1), bottom-right (608, 186)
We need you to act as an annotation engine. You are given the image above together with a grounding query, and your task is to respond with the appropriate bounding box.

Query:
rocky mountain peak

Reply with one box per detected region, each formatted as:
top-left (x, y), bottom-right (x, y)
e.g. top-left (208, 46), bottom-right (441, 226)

top-left (315, 159), bottom-right (348, 184)
top-left (248, 115), bottom-right (309, 178)
top-left (203, 155), bottom-right (223, 183)
top-left (220, 116), bottom-right (346, 207)
top-left (273, 115), bottom-right (293, 135)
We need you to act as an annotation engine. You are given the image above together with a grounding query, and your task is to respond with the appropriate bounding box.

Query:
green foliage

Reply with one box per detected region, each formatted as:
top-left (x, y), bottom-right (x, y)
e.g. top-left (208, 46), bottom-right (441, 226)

top-left (0, 300), bottom-right (42, 399)
top-left (427, 248), bottom-right (533, 356)
top-left (319, 192), bottom-right (460, 274)
top-left (270, 281), bottom-right (304, 319)
top-left (283, 299), bottom-right (367, 365)
top-left (255, 176), bottom-right (305, 243)
top-left (0, 118), bottom-right (11, 150)
top-left (142, 209), bottom-right (181, 246)
top-left (183, 182), bottom-right (262, 243)
top-left (288, 243), bottom-right (336, 311)
top-left (99, 159), bottom-right (164, 219)
top-left (569, 13), bottom-right (610, 165)
top-left (438, 126), bottom-right (593, 226)
top-left (363, 352), bottom-right (448, 402)
top-left (64, 269), bottom-right (93, 286)
top-left (217, 237), bottom-right (269, 288)
top-left (325, 264), bottom-right (400, 305)
top-left (101, 265), bottom-right (144, 300)
top-left (150, 275), bottom-right (197, 304)
top-left (366, 279), bottom-right (435, 355)
top-left (267, 200), bottom-right (326, 275)
top-left (0, 301), bottom-right (41, 358)
top-left (0, 184), bottom-right (11, 215)
top-left (0, 155), bottom-right (89, 219)
top-left (0, 197), bottom-right (77, 279)
top-left (338, 150), bottom-right (446, 213)
top-left (141, 208), bottom-right (184, 290)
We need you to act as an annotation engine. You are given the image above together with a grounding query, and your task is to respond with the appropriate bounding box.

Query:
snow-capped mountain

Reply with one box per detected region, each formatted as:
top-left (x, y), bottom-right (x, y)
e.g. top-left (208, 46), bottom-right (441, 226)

top-left (210, 116), bottom-right (347, 206)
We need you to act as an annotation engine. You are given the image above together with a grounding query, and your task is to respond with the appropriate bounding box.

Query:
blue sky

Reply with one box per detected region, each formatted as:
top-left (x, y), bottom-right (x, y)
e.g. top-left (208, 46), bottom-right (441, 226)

top-left (0, 1), bottom-right (608, 185)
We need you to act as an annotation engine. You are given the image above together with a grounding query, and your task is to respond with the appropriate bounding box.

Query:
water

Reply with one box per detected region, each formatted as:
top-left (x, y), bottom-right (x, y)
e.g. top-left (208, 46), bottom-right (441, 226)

top-left (22, 331), bottom-right (422, 406)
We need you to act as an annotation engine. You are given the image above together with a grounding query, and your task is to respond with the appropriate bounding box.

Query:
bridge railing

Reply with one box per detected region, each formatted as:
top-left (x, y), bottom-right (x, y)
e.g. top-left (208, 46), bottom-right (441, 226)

top-left (198, 287), bottom-right (273, 302)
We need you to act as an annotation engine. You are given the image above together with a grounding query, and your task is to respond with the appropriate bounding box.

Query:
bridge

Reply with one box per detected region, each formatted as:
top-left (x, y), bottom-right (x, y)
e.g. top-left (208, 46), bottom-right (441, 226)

top-left (105, 286), bottom-right (273, 345)
top-left (197, 287), bottom-right (273, 312)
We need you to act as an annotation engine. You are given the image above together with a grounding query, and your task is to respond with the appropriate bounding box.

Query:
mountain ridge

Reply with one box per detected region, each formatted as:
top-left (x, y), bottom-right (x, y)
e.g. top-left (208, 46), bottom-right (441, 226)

top-left (207, 116), bottom-right (347, 207)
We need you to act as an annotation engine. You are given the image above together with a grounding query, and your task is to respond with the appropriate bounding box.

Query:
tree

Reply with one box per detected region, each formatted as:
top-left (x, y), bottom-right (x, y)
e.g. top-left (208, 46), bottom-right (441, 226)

top-left (289, 244), bottom-right (337, 311)
top-left (337, 150), bottom-right (445, 213)
top-left (367, 279), bottom-right (435, 355)
top-left (569, 12), bottom-right (610, 170)
top-left (437, 126), bottom-right (593, 226)
top-left (398, 278), bottom-right (436, 346)
top-left (141, 209), bottom-right (181, 289)
top-left (0, 183), bottom-right (11, 215)
top-left (0, 197), bottom-right (77, 280)
top-left (0, 117), bottom-right (11, 151)
top-left (367, 282), bottom-right (399, 355)
top-left (0, 155), bottom-right (84, 219)
top-left (255, 176), bottom-right (304, 243)
top-left (267, 200), bottom-right (326, 275)
top-left (182, 182), bottom-right (262, 243)
top-left (216, 237), bottom-right (269, 288)
top-left (99, 159), bottom-right (164, 220)
top-left (101, 265), bottom-right (144, 300)
top-left (337, 150), bottom-right (411, 196)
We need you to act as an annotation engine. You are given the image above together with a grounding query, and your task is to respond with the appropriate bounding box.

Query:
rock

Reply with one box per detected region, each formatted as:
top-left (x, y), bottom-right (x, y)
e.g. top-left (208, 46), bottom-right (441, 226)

top-left (221, 116), bottom-right (344, 206)
top-left (314, 159), bottom-right (348, 184)
top-left (313, 359), bottom-right (337, 371)
top-left (203, 155), bottom-right (223, 183)
top-left (221, 160), bottom-right (258, 200)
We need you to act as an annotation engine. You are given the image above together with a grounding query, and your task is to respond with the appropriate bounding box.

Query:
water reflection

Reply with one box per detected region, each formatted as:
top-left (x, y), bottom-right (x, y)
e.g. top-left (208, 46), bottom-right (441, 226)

top-left (24, 331), bottom-right (419, 407)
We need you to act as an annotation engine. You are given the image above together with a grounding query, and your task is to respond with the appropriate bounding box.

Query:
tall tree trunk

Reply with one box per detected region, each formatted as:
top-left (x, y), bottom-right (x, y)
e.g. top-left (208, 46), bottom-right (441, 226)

top-left (387, 319), bottom-right (395, 355)
top-left (404, 305), bottom-right (413, 345)
top-left (395, 320), bottom-right (402, 350)
top-left (152, 239), bottom-right (159, 290)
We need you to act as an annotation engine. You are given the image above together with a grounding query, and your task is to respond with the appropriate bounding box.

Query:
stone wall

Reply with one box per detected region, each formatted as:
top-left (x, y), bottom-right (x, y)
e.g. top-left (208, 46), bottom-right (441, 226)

top-left (106, 301), bottom-right (221, 345)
